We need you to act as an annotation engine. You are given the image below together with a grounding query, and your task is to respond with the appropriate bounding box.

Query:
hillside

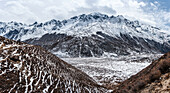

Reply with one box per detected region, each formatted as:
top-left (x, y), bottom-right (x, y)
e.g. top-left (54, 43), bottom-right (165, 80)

top-left (0, 35), bottom-right (169, 93)
top-left (0, 36), bottom-right (107, 92)
top-left (113, 52), bottom-right (170, 93)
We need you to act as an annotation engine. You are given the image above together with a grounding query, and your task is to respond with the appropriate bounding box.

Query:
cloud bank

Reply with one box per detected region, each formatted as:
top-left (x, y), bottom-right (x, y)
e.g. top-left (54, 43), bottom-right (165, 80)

top-left (0, 0), bottom-right (169, 32)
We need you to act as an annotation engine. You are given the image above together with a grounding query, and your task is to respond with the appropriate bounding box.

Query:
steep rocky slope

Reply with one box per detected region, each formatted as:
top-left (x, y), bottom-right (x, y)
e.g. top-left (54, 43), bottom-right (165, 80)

top-left (0, 36), bottom-right (107, 93)
top-left (0, 13), bottom-right (170, 57)
top-left (140, 73), bottom-right (170, 93)
top-left (113, 52), bottom-right (170, 93)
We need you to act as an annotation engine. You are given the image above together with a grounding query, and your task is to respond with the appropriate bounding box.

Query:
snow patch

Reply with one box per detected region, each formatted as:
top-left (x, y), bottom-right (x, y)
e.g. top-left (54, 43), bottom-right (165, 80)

top-left (0, 57), bottom-right (3, 61)
top-left (53, 51), bottom-right (70, 58)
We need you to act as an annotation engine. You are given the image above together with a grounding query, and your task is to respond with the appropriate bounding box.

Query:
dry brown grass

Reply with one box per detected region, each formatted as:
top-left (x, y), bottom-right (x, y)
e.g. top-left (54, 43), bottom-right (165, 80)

top-left (113, 52), bottom-right (170, 93)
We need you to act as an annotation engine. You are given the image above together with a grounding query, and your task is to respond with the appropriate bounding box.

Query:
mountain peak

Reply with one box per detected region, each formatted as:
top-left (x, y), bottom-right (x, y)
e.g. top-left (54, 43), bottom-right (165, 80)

top-left (89, 12), bottom-right (107, 16)
top-left (117, 15), bottom-right (125, 19)
top-left (70, 12), bottom-right (109, 21)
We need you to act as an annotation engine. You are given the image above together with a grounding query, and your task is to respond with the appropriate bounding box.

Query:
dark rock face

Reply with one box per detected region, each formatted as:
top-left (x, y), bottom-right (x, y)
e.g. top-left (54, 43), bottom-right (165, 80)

top-left (25, 32), bottom-right (170, 57)
top-left (113, 52), bottom-right (170, 93)
top-left (0, 36), bottom-right (107, 93)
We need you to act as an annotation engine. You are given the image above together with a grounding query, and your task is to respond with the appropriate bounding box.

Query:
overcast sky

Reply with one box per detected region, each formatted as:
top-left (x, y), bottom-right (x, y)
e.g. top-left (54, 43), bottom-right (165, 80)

top-left (0, 0), bottom-right (170, 32)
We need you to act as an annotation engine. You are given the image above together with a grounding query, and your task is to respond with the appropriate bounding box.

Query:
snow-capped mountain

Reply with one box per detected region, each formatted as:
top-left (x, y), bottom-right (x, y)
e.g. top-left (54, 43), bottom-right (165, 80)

top-left (0, 13), bottom-right (170, 57)
top-left (0, 36), bottom-right (107, 92)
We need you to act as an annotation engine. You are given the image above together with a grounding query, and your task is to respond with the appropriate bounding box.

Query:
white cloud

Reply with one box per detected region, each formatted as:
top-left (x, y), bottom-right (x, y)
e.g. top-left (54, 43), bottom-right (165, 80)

top-left (0, 0), bottom-right (169, 33)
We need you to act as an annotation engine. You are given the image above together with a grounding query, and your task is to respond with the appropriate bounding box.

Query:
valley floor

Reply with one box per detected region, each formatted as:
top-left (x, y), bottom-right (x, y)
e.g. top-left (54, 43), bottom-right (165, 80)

top-left (62, 54), bottom-right (162, 86)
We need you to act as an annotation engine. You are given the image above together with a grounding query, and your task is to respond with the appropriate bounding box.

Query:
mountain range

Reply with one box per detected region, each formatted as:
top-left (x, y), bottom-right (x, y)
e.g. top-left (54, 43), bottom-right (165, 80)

top-left (0, 12), bottom-right (170, 57)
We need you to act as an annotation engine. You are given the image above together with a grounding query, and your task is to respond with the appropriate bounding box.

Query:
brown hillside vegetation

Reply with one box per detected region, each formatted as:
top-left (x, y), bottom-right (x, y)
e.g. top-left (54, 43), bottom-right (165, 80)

top-left (0, 36), bottom-right (107, 93)
top-left (113, 52), bottom-right (170, 93)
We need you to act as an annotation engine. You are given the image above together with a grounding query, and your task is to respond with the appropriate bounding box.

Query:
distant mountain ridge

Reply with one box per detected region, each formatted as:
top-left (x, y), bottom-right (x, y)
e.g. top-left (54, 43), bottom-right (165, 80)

top-left (0, 13), bottom-right (170, 57)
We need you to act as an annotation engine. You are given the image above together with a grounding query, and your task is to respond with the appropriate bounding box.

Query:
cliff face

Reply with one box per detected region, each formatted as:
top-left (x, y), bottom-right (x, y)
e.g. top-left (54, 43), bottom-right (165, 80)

top-left (0, 36), bottom-right (107, 93)
top-left (113, 52), bottom-right (170, 93)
